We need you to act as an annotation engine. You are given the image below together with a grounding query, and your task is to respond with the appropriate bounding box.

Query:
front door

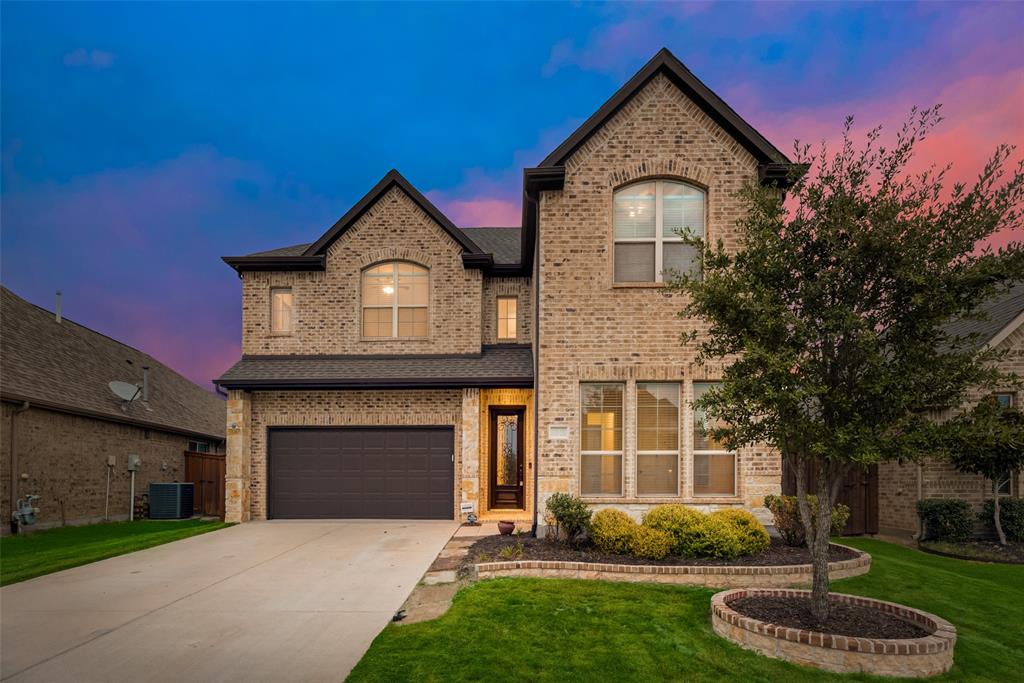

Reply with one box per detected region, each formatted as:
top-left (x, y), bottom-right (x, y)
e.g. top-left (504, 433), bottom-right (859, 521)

top-left (489, 408), bottom-right (525, 509)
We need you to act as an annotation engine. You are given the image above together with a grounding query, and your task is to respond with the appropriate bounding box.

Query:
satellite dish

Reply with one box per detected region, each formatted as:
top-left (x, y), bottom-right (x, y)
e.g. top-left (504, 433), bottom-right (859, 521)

top-left (109, 381), bottom-right (141, 403)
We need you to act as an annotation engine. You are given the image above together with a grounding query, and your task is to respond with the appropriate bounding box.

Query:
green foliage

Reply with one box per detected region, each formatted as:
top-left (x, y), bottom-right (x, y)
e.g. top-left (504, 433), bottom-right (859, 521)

top-left (641, 504), bottom-right (705, 555)
top-left (674, 514), bottom-right (747, 559)
top-left (589, 508), bottom-right (637, 554)
top-left (707, 509), bottom-right (771, 555)
top-left (982, 498), bottom-right (1024, 542)
top-left (545, 493), bottom-right (592, 544)
top-left (628, 525), bottom-right (673, 560)
top-left (764, 494), bottom-right (851, 546)
top-left (917, 498), bottom-right (973, 542)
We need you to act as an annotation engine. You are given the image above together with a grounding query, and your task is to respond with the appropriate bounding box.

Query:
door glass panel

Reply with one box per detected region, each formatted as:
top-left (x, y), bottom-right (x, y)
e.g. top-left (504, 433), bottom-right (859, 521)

top-left (496, 414), bottom-right (519, 486)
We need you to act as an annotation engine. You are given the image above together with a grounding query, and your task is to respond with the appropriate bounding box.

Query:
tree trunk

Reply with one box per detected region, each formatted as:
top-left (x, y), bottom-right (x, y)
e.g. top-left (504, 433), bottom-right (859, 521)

top-left (792, 456), bottom-right (834, 626)
top-left (993, 481), bottom-right (1007, 546)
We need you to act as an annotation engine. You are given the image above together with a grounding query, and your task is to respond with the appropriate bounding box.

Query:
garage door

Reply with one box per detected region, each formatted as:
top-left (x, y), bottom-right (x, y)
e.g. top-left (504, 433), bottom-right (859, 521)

top-left (268, 427), bottom-right (454, 520)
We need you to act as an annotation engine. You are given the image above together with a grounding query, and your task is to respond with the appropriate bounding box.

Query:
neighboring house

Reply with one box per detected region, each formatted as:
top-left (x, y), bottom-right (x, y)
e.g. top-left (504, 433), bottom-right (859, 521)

top-left (215, 48), bottom-right (797, 527)
top-left (1, 287), bottom-right (226, 531)
top-left (876, 283), bottom-right (1024, 538)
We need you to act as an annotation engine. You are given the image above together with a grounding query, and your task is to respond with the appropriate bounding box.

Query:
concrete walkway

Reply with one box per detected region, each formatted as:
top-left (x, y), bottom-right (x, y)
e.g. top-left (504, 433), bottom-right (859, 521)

top-left (1, 520), bottom-right (457, 682)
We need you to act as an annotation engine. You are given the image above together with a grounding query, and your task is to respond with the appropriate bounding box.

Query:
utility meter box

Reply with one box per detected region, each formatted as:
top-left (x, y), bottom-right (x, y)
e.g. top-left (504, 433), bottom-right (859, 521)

top-left (127, 454), bottom-right (141, 471)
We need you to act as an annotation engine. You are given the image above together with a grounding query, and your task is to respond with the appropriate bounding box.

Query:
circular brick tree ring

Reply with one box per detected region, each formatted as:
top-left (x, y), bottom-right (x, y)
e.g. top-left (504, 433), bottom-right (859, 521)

top-left (711, 589), bottom-right (956, 678)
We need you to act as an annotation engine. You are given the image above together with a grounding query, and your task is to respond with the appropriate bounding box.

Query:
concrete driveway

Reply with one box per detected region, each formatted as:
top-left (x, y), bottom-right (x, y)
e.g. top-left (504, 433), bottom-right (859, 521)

top-left (1, 520), bottom-right (456, 682)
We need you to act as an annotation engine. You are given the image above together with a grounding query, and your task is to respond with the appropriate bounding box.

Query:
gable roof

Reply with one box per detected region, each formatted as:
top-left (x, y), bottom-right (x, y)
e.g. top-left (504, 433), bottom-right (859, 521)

top-left (1, 287), bottom-right (225, 441)
top-left (539, 48), bottom-right (790, 168)
top-left (944, 282), bottom-right (1024, 350)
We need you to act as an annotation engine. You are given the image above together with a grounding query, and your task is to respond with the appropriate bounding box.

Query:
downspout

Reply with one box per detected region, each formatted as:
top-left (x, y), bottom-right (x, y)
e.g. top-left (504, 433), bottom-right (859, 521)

top-left (8, 401), bottom-right (30, 529)
top-left (530, 191), bottom-right (541, 538)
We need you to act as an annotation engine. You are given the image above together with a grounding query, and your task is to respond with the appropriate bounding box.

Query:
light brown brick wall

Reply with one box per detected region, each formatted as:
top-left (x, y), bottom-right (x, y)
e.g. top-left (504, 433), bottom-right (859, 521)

top-left (481, 277), bottom-right (533, 345)
top-left (535, 73), bottom-right (779, 523)
top-left (246, 389), bottom-right (465, 519)
top-left (241, 186), bottom-right (483, 356)
top-left (1, 402), bottom-right (221, 531)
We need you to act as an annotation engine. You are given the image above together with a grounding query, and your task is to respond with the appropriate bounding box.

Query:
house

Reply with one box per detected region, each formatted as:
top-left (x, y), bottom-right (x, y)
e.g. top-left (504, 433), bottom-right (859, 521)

top-left (1, 287), bottom-right (226, 531)
top-left (215, 48), bottom-right (796, 527)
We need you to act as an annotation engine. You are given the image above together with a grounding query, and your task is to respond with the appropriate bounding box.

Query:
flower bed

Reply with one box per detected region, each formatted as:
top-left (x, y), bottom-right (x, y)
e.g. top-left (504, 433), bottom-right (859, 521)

top-left (712, 589), bottom-right (956, 677)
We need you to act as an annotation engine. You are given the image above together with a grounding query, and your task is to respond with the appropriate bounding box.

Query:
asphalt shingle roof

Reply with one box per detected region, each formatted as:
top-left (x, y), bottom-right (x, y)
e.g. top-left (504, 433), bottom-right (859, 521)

top-left (216, 345), bottom-right (533, 389)
top-left (460, 227), bottom-right (522, 265)
top-left (944, 282), bottom-right (1024, 349)
top-left (1, 287), bottom-right (225, 440)
top-left (245, 243), bottom-right (312, 257)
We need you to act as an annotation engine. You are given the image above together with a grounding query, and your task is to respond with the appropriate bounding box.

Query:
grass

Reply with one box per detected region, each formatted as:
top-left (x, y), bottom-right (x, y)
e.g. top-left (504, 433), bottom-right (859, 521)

top-left (0, 519), bottom-right (231, 586)
top-left (347, 538), bottom-right (1023, 682)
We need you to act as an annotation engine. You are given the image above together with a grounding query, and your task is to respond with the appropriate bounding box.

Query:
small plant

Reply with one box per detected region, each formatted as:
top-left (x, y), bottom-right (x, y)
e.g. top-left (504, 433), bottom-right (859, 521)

top-left (917, 498), bottom-right (973, 542)
top-left (708, 509), bottom-right (770, 555)
top-left (590, 509), bottom-right (637, 554)
top-left (476, 551), bottom-right (491, 563)
top-left (546, 493), bottom-right (592, 545)
top-left (764, 494), bottom-right (850, 547)
top-left (981, 498), bottom-right (1024, 542)
top-left (628, 525), bottom-right (672, 560)
top-left (498, 536), bottom-right (524, 561)
top-left (641, 504), bottom-right (705, 555)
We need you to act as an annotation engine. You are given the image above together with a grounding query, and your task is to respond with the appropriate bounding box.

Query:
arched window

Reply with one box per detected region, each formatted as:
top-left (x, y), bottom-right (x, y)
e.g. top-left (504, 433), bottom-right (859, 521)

top-left (361, 262), bottom-right (429, 338)
top-left (613, 180), bottom-right (705, 283)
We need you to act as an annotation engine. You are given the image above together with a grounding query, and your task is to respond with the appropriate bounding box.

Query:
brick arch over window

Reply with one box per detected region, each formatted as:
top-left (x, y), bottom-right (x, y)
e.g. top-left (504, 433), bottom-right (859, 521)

top-left (361, 260), bottom-right (430, 339)
top-left (358, 246), bottom-right (436, 270)
top-left (606, 159), bottom-right (714, 189)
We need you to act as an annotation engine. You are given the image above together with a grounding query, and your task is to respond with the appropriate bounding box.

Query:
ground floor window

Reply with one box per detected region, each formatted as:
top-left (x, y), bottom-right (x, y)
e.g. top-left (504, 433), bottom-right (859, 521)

top-left (692, 382), bottom-right (736, 496)
top-left (580, 383), bottom-right (623, 495)
top-left (636, 382), bottom-right (679, 495)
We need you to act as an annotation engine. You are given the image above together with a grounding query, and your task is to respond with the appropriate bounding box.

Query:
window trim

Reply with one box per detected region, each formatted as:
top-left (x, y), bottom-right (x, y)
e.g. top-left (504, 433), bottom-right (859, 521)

top-left (360, 261), bottom-right (429, 340)
top-left (269, 287), bottom-right (294, 335)
top-left (612, 179), bottom-right (706, 284)
top-left (496, 295), bottom-right (518, 341)
top-left (580, 382), bottom-right (625, 497)
top-left (691, 381), bottom-right (737, 497)
top-left (636, 381), bottom-right (681, 497)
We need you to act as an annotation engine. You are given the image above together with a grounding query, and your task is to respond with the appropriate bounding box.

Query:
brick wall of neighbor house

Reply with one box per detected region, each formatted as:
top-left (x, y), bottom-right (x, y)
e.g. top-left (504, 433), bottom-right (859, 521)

top-left (535, 73), bottom-right (781, 525)
top-left (877, 323), bottom-right (1024, 536)
top-left (241, 186), bottom-right (483, 357)
top-left (1, 402), bottom-right (221, 532)
top-left (481, 277), bottom-right (533, 345)
top-left (245, 389), bottom-right (467, 520)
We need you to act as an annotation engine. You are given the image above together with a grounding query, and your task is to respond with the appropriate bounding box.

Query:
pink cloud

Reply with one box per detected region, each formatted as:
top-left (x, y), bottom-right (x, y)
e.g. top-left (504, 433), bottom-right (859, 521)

top-left (63, 48), bottom-right (116, 69)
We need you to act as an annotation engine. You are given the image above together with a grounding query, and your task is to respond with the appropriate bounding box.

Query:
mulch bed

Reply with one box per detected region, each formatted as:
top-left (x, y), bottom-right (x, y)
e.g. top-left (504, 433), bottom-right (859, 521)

top-left (465, 535), bottom-right (859, 569)
top-left (728, 596), bottom-right (930, 639)
top-left (919, 539), bottom-right (1024, 564)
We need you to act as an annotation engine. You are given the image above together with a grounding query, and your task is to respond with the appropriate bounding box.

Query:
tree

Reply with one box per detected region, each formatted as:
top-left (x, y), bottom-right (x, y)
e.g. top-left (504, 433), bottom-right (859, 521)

top-left (947, 396), bottom-right (1024, 545)
top-left (668, 108), bottom-right (1024, 625)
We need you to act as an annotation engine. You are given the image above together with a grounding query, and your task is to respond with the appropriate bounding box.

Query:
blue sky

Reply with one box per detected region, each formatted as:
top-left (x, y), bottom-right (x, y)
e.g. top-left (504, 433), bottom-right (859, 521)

top-left (3, 2), bottom-right (1022, 387)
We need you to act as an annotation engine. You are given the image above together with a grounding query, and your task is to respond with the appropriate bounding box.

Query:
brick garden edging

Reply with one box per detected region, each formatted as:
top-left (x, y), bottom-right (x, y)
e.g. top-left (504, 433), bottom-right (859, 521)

top-left (711, 588), bottom-right (956, 677)
top-left (474, 544), bottom-right (870, 588)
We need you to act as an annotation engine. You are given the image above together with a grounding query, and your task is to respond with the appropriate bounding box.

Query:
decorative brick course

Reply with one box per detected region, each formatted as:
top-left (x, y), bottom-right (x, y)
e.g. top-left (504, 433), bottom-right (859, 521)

top-left (711, 588), bottom-right (956, 677)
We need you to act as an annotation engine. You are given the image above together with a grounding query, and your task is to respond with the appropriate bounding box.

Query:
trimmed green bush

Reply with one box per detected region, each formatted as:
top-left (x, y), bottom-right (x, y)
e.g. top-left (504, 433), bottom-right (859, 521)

top-left (676, 514), bottom-right (747, 559)
top-left (641, 504), bottom-right (705, 555)
top-left (628, 525), bottom-right (672, 560)
top-left (546, 493), bottom-right (592, 544)
top-left (590, 509), bottom-right (637, 554)
top-left (917, 498), bottom-right (973, 542)
top-left (981, 498), bottom-right (1024, 542)
top-left (708, 509), bottom-right (770, 555)
top-left (763, 494), bottom-right (851, 547)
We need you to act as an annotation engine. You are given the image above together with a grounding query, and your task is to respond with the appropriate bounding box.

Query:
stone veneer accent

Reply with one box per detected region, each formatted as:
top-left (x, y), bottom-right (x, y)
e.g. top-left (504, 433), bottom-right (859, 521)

top-left (475, 544), bottom-right (870, 588)
top-left (712, 589), bottom-right (956, 677)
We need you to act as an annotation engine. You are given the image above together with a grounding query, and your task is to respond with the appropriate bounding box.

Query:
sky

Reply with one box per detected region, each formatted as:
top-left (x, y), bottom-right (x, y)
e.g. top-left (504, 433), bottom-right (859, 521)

top-left (2, 1), bottom-right (1022, 390)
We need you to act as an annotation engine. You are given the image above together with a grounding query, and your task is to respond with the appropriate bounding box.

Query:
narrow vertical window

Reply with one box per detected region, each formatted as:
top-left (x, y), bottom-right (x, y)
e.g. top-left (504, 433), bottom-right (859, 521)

top-left (637, 383), bottom-right (680, 495)
top-left (692, 382), bottom-right (735, 496)
top-left (270, 287), bottom-right (293, 333)
top-left (497, 296), bottom-right (518, 340)
top-left (580, 383), bottom-right (624, 495)
top-left (994, 393), bottom-right (1016, 495)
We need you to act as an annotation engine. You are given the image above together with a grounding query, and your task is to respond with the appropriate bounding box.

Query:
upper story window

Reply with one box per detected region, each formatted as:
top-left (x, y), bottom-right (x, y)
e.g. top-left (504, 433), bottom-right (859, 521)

top-left (497, 296), bottom-right (518, 340)
top-left (270, 287), bottom-right (294, 333)
top-left (362, 262), bottom-right (429, 338)
top-left (613, 180), bottom-right (704, 283)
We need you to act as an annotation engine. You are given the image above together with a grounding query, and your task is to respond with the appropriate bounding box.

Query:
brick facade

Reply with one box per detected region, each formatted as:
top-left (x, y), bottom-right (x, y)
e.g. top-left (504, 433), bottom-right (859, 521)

top-left (2, 402), bottom-right (222, 531)
top-left (481, 277), bottom-right (532, 345)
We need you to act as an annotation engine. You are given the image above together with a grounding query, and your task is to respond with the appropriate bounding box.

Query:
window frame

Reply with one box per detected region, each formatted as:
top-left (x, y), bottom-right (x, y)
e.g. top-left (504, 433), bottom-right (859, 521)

top-left (691, 381), bottom-right (737, 497)
top-left (187, 440), bottom-right (211, 453)
top-left (993, 393), bottom-right (1016, 496)
top-left (496, 296), bottom-right (518, 341)
top-left (580, 382), bottom-right (625, 497)
top-left (269, 287), bottom-right (294, 334)
top-left (360, 261), bottom-right (429, 339)
top-left (612, 179), bottom-right (706, 284)
top-left (636, 381), bottom-right (681, 497)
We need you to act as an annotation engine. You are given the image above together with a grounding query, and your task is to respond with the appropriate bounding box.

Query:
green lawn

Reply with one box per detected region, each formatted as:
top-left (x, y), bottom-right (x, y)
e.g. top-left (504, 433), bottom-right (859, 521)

top-left (348, 539), bottom-right (1023, 682)
top-left (0, 519), bottom-right (231, 586)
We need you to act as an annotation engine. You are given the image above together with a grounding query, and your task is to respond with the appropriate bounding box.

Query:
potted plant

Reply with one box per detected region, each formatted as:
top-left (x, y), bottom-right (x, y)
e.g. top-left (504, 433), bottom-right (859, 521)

top-left (498, 520), bottom-right (515, 535)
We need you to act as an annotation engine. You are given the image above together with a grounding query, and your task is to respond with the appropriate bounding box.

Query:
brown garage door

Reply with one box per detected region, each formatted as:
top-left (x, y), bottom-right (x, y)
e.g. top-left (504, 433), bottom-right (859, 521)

top-left (268, 427), bottom-right (454, 520)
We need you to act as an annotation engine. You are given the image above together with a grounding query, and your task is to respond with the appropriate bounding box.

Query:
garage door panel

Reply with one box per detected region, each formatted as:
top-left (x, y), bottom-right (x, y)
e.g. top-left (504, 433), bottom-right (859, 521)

top-left (269, 427), bottom-right (454, 520)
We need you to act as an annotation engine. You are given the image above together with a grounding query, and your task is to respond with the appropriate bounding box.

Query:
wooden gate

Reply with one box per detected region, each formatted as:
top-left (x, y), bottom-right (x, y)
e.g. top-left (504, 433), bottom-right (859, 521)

top-left (781, 461), bottom-right (878, 535)
top-left (184, 451), bottom-right (226, 519)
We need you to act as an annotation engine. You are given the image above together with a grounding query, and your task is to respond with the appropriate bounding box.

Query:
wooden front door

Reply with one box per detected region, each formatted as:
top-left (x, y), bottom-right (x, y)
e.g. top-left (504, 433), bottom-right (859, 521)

top-left (781, 461), bottom-right (878, 535)
top-left (489, 408), bottom-right (525, 509)
top-left (184, 451), bottom-right (226, 520)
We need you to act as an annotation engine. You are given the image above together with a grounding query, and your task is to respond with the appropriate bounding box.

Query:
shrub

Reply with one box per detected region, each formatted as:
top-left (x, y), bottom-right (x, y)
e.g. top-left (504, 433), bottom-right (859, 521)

top-left (676, 514), bottom-right (746, 559)
top-left (642, 504), bottom-right (705, 555)
top-left (545, 493), bottom-right (592, 544)
top-left (917, 498), bottom-right (973, 542)
top-left (708, 509), bottom-right (771, 555)
top-left (981, 498), bottom-right (1024, 542)
top-left (764, 494), bottom-right (851, 547)
top-left (590, 509), bottom-right (637, 554)
top-left (628, 525), bottom-right (672, 560)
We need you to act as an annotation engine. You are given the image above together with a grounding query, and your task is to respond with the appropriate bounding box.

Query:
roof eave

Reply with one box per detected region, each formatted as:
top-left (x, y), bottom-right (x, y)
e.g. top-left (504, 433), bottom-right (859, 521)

top-left (214, 377), bottom-right (534, 390)
top-left (222, 255), bottom-right (326, 274)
